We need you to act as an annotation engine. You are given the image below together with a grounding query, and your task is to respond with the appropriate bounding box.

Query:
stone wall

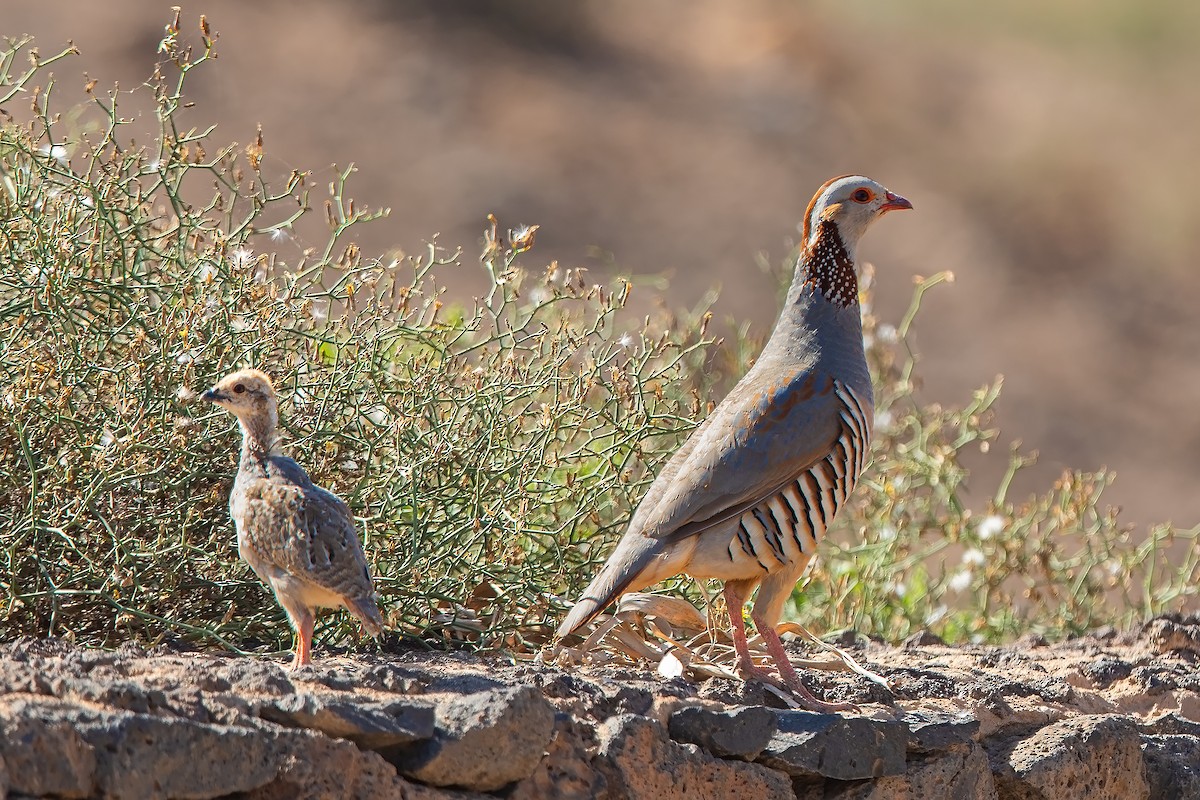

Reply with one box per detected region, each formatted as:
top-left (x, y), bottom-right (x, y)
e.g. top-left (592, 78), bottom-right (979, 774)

top-left (0, 622), bottom-right (1197, 799)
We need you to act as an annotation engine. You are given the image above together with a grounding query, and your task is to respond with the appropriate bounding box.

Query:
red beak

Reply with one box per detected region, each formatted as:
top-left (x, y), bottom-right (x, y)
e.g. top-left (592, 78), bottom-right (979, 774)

top-left (880, 191), bottom-right (913, 213)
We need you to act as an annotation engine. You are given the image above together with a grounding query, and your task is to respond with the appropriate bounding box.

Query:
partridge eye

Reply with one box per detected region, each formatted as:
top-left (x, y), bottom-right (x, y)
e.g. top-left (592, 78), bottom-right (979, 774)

top-left (851, 188), bottom-right (873, 203)
top-left (233, 383), bottom-right (246, 394)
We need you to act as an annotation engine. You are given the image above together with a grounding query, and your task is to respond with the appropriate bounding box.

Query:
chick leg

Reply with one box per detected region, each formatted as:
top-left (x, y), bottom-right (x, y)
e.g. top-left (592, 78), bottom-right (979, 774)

top-left (291, 609), bottom-right (314, 670)
top-left (277, 591), bottom-right (315, 670)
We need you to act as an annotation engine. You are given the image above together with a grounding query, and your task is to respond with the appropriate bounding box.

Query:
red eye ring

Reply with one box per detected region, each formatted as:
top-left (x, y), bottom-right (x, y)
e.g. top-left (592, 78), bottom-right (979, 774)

top-left (851, 188), bottom-right (873, 203)
top-left (233, 383), bottom-right (246, 394)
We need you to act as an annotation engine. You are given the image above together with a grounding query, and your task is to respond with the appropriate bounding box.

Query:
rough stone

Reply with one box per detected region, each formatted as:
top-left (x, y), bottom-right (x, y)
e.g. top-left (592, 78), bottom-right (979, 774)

top-left (509, 716), bottom-right (607, 800)
top-left (905, 711), bottom-right (981, 753)
top-left (667, 704), bottom-right (777, 760)
top-left (831, 743), bottom-right (998, 800)
top-left (390, 686), bottom-right (556, 791)
top-left (1141, 734), bottom-right (1200, 800)
top-left (78, 708), bottom-right (281, 798)
top-left (756, 710), bottom-right (907, 780)
top-left (987, 715), bottom-right (1149, 800)
top-left (214, 658), bottom-right (296, 695)
top-left (260, 692), bottom-right (435, 749)
top-left (903, 630), bottom-right (946, 648)
top-left (1142, 615), bottom-right (1200, 656)
top-left (246, 727), bottom-right (482, 800)
top-left (904, 744), bottom-right (998, 800)
top-left (50, 676), bottom-right (161, 714)
top-left (596, 714), bottom-right (794, 800)
top-left (0, 698), bottom-right (96, 798)
top-left (1079, 658), bottom-right (1132, 687)
top-left (1141, 712), bottom-right (1200, 737)
top-left (885, 667), bottom-right (960, 700)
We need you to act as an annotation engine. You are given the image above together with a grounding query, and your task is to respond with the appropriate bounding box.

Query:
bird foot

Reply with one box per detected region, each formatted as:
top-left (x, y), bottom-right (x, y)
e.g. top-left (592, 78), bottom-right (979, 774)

top-left (736, 658), bottom-right (857, 713)
top-left (782, 676), bottom-right (858, 714)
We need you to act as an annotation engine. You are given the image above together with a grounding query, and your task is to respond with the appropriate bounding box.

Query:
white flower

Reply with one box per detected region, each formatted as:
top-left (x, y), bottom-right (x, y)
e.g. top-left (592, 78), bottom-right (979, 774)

top-left (877, 323), bottom-right (898, 343)
top-left (948, 570), bottom-right (973, 593)
top-left (877, 524), bottom-right (897, 542)
top-left (229, 247), bottom-right (256, 270)
top-left (199, 263), bottom-right (218, 283)
top-left (657, 651), bottom-right (685, 679)
top-left (98, 429), bottom-right (116, 448)
top-left (977, 515), bottom-right (1004, 540)
top-left (24, 264), bottom-right (49, 285)
top-left (269, 227), bottom-right (289, 242)
top-left (924, 604), bottom-right (948, 626)
top-left (175, 386), bottom-right (197, 403)
top-left (38, 143), bottom-right (68, 163)
top-left (961, 548), bottom-right (986, 567)
top-left (617, 333), bottom-right (634, 349)
top-left (365, 406), bottom-right (389, 426)
top-left (874, 409), bottom-right (894, 430)
top-left (176, 348), bottom-right (201, 365)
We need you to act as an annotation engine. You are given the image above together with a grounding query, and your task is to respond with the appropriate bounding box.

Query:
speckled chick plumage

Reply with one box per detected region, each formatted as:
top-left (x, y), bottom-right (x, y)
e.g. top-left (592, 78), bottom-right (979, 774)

top-left (202, 368), bottom-right (384, 668)
top-left (557, 176), bottom-right (912, 710)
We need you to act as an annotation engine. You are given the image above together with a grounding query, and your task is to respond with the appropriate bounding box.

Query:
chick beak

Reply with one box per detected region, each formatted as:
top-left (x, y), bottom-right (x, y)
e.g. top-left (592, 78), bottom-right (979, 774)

top-left (200, 388), bottom-right (225, 403)
top-left (879, 191), bottom-right (913, 214)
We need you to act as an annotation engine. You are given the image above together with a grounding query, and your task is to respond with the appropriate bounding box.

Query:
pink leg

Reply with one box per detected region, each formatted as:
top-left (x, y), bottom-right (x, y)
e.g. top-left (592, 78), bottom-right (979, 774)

top-left (290, 608), bottom-right (314, 670)
top-left (724, 583), bottom-right (779, 685)
top-left (752, 610), bottom-right (856, 713)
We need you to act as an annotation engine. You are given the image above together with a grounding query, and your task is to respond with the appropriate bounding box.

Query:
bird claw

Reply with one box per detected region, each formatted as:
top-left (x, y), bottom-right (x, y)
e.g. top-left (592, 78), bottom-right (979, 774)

top-left (736, 659), bottom-right (857, 714)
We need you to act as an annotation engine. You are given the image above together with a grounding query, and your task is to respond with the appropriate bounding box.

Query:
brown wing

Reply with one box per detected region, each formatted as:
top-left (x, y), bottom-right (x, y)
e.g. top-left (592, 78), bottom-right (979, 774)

top-left (240, 479), bottom-right (378, 604)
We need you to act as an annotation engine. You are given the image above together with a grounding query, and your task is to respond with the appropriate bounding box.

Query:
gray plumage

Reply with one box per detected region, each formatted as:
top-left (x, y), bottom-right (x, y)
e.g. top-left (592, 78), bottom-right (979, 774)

top-left (557, 176), bottom-right (911, 710)
top-left (202, 368), bottom-right (383, 668)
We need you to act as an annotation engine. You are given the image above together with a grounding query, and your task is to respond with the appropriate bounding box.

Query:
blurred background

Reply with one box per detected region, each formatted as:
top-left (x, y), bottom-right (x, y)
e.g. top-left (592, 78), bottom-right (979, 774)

top-left (7, 0), bottom-right (1199, 528)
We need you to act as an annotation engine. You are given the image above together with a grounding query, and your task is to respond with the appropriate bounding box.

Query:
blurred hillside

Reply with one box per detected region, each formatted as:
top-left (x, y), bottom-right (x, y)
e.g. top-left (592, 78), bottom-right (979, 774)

top-left (6, 0), bottom-right (1199, 527)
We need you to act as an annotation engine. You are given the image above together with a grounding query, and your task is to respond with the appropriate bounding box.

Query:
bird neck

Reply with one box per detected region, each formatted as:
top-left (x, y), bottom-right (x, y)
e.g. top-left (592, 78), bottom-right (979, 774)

top-left (792, 219), bottom-right (859, 310)
top-left (237, 412), bottom-right (281, 465)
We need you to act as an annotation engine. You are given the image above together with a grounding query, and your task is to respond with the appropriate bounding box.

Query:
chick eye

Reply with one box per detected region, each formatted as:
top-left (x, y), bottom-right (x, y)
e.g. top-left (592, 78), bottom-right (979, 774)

top-left (851, 188), bottom-right (873, 203)
top-left (233, 383), bottom-right (246, 394)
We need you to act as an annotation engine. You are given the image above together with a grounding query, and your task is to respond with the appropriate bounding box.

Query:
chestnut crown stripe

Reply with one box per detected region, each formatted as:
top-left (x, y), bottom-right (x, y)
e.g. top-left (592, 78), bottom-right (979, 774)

top-left (800, 173), bottom-right (856, 244)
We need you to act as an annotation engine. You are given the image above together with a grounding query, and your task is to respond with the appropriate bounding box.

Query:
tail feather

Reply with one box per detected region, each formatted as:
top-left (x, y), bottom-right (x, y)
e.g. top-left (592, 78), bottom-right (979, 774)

top-left (556, 537), bottom-right (661, 640)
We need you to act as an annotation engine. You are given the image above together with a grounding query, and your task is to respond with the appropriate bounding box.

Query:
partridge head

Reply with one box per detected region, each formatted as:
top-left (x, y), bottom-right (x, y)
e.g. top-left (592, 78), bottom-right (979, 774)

top-left (201, 369), bottom-right (279, 442)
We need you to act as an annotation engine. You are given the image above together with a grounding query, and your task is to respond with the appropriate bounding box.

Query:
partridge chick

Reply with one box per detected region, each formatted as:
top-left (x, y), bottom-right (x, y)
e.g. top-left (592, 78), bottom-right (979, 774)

top-left (202, 369), bottom-right (384, 668)
top-left (557, 176), bottom-right (912, 710)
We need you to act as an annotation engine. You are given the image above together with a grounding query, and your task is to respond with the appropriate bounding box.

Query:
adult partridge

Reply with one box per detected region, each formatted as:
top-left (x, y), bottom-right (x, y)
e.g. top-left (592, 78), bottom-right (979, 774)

top-left (557, 175), bottom-right (911, 710)
top-left (202, 369), bottom-right (384, 668)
